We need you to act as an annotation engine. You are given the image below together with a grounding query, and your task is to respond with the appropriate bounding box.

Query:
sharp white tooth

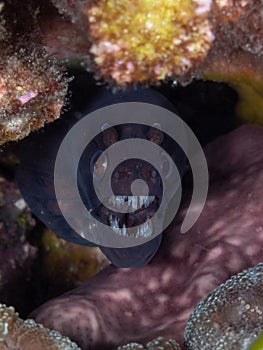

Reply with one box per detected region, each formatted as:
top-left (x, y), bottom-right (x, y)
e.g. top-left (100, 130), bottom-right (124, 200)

top-left (107, 195), bottom-right (155, 212)
top-left (129, 196), bottom-right (134, 209)
top-left (147, 196), bottom-right (155, 207)
top-left (109, 215), bottom-right (122, 235)
top-left (136, 219), bottom-right (153, 238)
top-left (139, 223), bottom-right (144, 236)
top-left (144, 222), bottom-right (150, 237)
top-left (135, 196), bottom-right (139, 210)
top-left (127, 196), bottom-right (134, 211)
top-left (147, 218), bottom-right (153, 236)
top-left (139, 196), bottom-right (144, 208)
top-left (121, 222), bottom-right (127, 236)
top-left (144, 196), bottom-right (150, 208)
top-left (109, 215), bottom-right (117, 228)
top-left (116, 196), bottom-right (121, 208)
top-left (114, 216), bottom-right (119, 228)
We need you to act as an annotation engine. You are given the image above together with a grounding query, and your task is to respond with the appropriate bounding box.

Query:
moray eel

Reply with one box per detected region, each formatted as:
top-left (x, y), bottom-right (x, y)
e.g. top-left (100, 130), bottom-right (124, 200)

top-left (30, 125), bottom-right (263, 349)
top-left (16, 81), bottom-right (185, 268)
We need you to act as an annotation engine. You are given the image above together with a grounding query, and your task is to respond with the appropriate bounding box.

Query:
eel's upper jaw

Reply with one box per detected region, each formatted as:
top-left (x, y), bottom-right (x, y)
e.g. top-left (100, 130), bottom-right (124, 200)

top-left (105, 195), bottom-right (157, 212)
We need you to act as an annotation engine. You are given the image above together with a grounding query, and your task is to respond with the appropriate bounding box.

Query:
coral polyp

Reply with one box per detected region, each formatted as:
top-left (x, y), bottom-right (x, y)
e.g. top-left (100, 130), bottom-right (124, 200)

top-left (185, 263), bottom-right (263, 350)
top-left (0, 303), bottom-right (80, 349)
top-left (87, 0), bottom-right (214, 84)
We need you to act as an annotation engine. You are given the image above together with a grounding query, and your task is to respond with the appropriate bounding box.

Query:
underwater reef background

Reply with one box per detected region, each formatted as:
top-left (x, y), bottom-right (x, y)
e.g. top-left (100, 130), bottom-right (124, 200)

top-left (0, 0), bottom-right (263, 349)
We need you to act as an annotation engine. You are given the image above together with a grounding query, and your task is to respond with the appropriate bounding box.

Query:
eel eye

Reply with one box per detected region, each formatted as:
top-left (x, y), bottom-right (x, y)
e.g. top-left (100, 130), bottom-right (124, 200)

top-left (102, 123), bottom-right (119, 147)
top-left (147, 123), bottom-right (163, 145)
top-left (161, 151), bottom-right (173, 179)
top-left (90, 150), bottom-right (108, 177)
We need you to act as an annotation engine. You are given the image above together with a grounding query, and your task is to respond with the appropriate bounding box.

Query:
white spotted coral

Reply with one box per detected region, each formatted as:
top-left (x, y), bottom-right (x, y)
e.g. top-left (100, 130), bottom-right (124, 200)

top-left (0, 303), bottom-right (80, 350)
top-left (117, 337), bottom-right (182, 350)
top-left (185, 262), bottom-right (263, 350)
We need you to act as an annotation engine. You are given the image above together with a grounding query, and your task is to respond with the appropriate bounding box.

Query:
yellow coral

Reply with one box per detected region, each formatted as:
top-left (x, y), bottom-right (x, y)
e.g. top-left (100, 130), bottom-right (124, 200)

top-left (249, 333), bottom-right (263, 350)
top-left (39, 229), bottom-right (108, 296)
top-left (87, 0), bottom-right (214, 84)
top-left (203, 69), bottom-right (263, 125)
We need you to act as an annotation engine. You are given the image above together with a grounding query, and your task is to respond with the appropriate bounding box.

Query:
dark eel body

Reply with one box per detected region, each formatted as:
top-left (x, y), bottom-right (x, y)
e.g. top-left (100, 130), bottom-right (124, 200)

top-left (16, 79), bottom-right (186, 267)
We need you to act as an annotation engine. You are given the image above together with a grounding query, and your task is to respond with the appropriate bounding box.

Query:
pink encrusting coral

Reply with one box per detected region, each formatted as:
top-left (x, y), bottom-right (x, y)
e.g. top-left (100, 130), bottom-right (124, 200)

top-left (31, 125), bottom-right (263, 349)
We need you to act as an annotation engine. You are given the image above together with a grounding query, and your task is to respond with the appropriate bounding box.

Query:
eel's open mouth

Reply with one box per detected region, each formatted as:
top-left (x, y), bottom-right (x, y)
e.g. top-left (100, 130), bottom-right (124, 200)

top-left (91, 195), bottom-right (160, 238)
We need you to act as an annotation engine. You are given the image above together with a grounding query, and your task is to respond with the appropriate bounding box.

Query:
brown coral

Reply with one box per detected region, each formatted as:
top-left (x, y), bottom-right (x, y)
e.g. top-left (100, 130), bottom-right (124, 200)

top-left (50, 0), bottom-right (82, 20)
top-left (0, 173), bottom-right (37, 316)
top-left (0, 45), bottom-right (69, 145)
top-left (184, 262), bottom-right (263, 350)
top-left (0, 3), bottom-right (6, 41)
top-left (38, 0), bottom-right (90, 59)
top-left (0, 303), bottom-right (80, 349)
top-left (202, 0), bottom-right (263, 124)
top-left (210, 0), bottom-right (263, 57)
top-left (0, 1), bottom-right (70, 146)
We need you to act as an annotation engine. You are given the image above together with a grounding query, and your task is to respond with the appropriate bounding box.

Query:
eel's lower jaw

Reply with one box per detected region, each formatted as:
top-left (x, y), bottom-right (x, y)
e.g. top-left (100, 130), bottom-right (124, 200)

top-left (106, 195), bottom-right (159, 238)
top-left (108, 214), bottom-right (154, 238)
